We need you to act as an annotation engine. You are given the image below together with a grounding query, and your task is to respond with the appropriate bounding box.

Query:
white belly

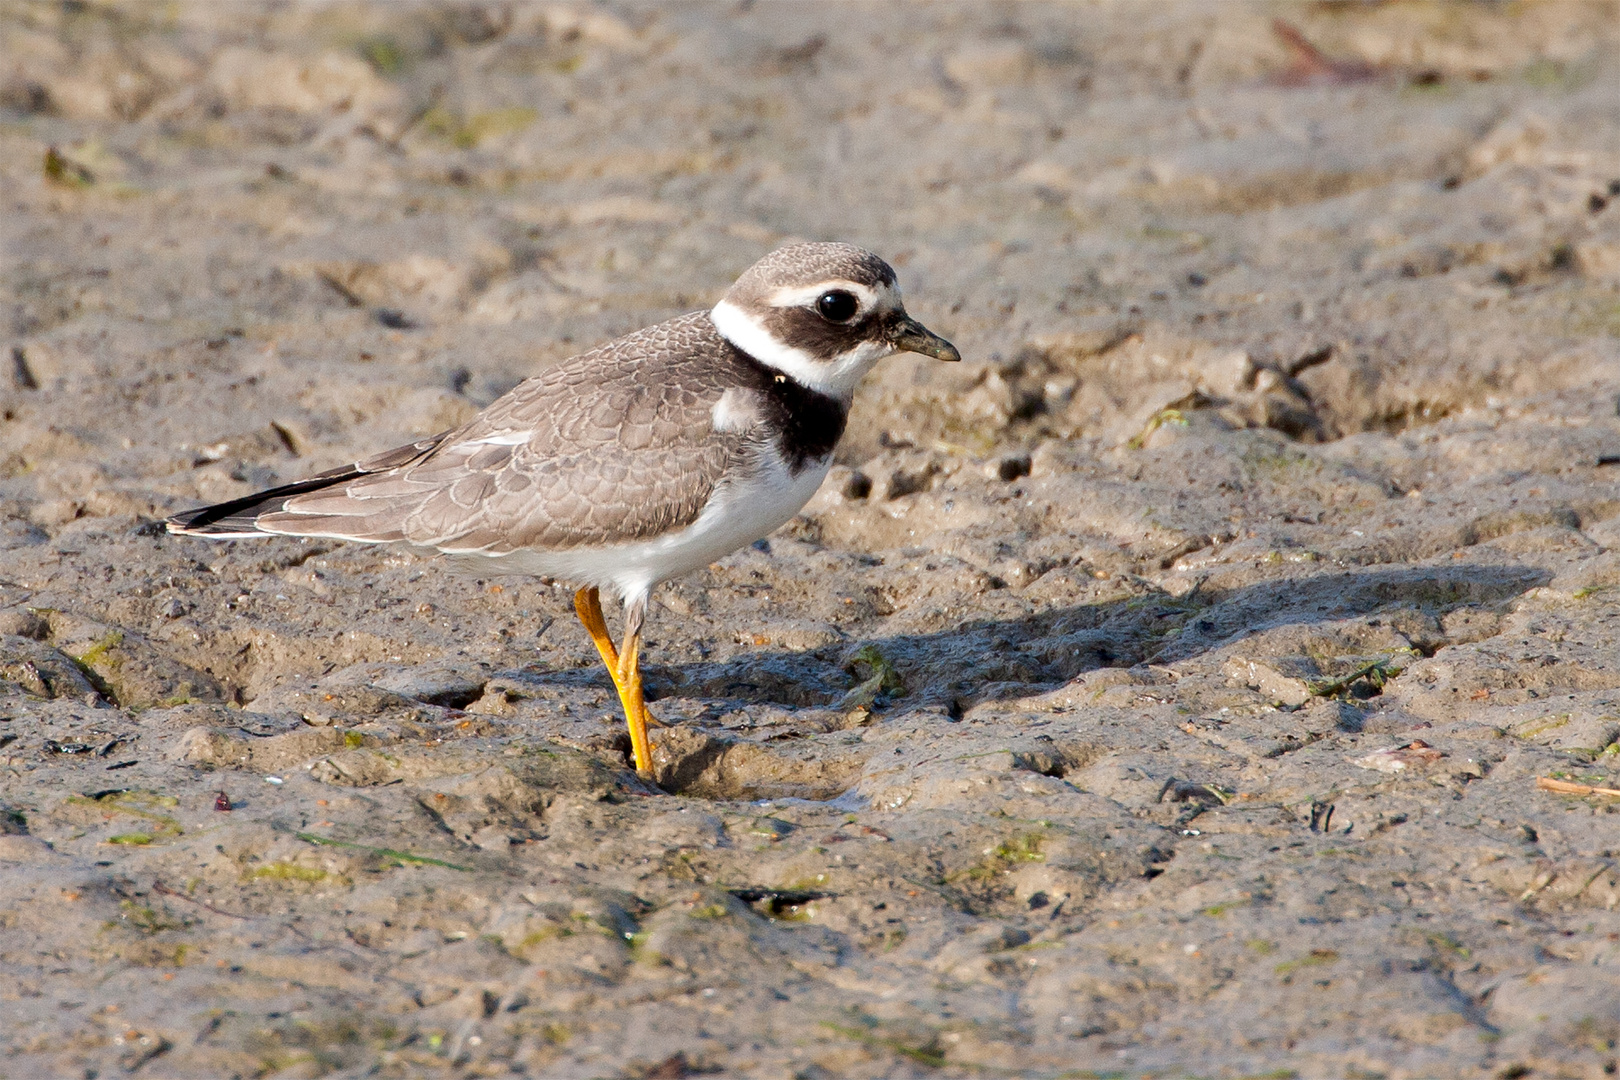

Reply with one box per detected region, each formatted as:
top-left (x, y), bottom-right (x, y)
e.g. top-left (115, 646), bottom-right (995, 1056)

top-left (466, 455), bottom-right (831, 600)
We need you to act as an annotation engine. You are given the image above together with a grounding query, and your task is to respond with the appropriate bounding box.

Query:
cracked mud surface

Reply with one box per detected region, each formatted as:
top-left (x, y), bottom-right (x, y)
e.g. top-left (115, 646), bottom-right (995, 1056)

top-left (5, 2), bottom-right (1620, 1077)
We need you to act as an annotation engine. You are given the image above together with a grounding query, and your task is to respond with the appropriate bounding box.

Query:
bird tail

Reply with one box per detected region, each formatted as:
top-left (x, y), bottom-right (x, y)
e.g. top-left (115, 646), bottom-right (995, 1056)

top-left (165, 433), bottom-right (448, 538)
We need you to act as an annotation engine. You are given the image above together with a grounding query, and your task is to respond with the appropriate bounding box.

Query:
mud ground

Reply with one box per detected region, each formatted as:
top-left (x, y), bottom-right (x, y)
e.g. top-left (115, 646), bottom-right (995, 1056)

top-left (4, 2), bottom-right (1620, 1077)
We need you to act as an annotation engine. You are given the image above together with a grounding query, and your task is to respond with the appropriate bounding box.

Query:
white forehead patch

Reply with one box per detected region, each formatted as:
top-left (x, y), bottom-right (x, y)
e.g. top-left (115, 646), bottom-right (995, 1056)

top-left (766, 279), bottom-right (901, 314)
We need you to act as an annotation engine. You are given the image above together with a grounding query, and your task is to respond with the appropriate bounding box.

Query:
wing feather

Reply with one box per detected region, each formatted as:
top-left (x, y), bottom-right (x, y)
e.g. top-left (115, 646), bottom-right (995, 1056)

top-left (169, 313), bottom-right (765, 553)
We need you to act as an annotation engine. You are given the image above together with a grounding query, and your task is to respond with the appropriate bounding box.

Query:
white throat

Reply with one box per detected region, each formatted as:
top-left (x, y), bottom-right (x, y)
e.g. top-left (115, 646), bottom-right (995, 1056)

top-left (710, 299), bottom-right (892, 401)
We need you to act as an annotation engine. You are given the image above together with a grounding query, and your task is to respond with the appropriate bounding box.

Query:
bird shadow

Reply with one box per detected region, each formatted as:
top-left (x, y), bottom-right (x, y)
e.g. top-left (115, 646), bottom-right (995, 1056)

top-left (617, 560), bottom-right (1551, 715)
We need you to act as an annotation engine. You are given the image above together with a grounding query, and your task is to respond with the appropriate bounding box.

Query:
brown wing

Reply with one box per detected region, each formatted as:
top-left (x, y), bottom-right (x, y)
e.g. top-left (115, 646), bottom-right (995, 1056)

top-left (231, 312), bottom-right (758, 552)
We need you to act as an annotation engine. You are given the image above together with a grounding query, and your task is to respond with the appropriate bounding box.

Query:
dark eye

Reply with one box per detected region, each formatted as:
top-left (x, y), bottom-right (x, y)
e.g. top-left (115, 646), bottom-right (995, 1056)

top-left (815, 290), bottom-right (858, 323)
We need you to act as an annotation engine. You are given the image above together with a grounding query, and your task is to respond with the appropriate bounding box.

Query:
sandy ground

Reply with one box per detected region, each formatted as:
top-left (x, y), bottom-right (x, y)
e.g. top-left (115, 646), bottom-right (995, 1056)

top-left (4, 1), bottom-right (1620, 1076)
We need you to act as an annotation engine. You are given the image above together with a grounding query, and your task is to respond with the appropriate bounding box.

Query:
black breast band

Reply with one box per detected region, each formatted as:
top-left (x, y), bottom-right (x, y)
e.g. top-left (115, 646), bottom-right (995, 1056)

top-left (726, 346), bottom-right (848, 474)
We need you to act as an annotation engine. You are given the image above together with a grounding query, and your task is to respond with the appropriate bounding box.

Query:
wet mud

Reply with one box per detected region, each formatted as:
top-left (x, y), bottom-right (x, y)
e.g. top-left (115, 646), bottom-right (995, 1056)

top-left (4, 2), bottom-right (1620, 1076)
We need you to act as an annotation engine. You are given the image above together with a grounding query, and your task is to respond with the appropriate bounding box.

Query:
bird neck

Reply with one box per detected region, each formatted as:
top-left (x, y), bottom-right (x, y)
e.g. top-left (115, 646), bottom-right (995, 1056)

top-left (723, 340), bottom-right (850, 475)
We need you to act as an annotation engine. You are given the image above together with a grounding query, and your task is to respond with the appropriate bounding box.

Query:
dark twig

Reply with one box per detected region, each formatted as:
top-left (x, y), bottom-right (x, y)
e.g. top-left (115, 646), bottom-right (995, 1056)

top-left (152, 880), bottom-right (253, 920)
top-left (1269, 20), bottom-right (1379, 87)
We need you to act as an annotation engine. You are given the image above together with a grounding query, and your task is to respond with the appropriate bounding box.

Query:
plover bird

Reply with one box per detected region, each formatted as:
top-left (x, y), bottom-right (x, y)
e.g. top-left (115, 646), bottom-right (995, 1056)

top-left (168, 243), bottom-right (959, 778)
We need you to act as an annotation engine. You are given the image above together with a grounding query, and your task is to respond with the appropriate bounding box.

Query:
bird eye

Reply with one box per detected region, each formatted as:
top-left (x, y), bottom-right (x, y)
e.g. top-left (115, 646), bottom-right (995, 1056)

top-left (815, 290), bottom-right (859, 323)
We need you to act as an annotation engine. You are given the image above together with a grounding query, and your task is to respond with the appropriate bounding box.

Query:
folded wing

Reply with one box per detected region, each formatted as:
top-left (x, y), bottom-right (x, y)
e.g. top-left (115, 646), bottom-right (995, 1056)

top-left (167, 313), bottom-right (752, 553)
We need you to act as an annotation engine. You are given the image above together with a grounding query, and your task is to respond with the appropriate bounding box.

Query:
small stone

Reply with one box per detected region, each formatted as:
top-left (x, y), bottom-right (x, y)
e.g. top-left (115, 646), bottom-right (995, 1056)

top-left (997, 455), bottom-right (1032, 482)
top-left (0, 610), bottom-right (48, 639)
top-left (1221, 657), bottom-right (1312, 707)
top-left (944, 41), bottom-right (1034, 86)
top-left (471, 826), bottom-right (514, 850)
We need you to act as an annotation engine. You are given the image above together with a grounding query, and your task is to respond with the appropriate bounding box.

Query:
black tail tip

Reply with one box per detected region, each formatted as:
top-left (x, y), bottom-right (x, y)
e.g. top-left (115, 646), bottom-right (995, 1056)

top-left (165, 511), bottom-right (197, 535)
top-left (164, 507), bottom-right (262, 537)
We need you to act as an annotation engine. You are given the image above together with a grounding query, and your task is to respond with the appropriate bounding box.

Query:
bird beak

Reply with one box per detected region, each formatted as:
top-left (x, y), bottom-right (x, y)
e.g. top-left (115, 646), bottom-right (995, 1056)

top-left (889, 315), bottom-right (961, 362)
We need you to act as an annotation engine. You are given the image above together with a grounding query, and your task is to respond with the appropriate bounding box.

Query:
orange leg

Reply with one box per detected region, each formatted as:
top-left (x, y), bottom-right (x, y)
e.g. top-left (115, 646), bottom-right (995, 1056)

top-left (574, 585), bottom-right (619, 668)
top-left (574, 586), bottom-right (655, 778)
top-left (615, 630), bottom-right (653, 778)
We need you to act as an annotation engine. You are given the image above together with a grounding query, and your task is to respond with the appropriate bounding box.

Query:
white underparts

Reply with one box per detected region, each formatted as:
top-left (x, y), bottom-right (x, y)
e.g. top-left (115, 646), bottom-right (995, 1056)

top-left (469, 444), bottom-right (832, 599)
top-left (709, 299), bottom-right (893, 401)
